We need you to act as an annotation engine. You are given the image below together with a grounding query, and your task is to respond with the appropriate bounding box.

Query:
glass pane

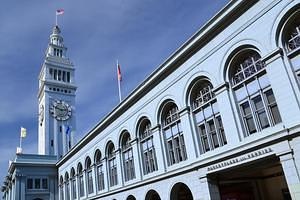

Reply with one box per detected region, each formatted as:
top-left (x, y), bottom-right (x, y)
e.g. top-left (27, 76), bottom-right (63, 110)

top-left (194, 111), bottom-right (204, 123)
top-left (257, 110), bottom-right (269, 129)
top-left (171, 124), bottom-right (178, 135)
top-left (165, 128), bottom-right (172, 139)
top-left (271, 105), bottom-right (282, 124)
top-left (253, 95), bottom-right (264, 110)
top-left (241, 102), bottom-right (251, 115)
top-left (42, 179), bottom-right (48, 189)
top-left (212, 102), bottom-right (219, 113)
top-left (246, 116), bottom-right (256, 134)
top-left (235, 86), bottom-right (247, 101)
top-left (258, 74), bottom-right (270, 89)
top-left (35, 179), bottom-right (40, 189)
top-left (203, 106), bottom-right (213, 118)
top-left (265, 90), bottom-right (275, 104)
top-left (27, 179), bottom-right (33, 189)
top-left (247, 79), bottom-right (259, 95)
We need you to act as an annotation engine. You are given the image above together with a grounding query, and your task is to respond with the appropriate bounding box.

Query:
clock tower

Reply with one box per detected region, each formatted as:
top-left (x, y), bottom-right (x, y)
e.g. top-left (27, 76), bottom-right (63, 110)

top-left (38, 25), bottom-right (77, 158)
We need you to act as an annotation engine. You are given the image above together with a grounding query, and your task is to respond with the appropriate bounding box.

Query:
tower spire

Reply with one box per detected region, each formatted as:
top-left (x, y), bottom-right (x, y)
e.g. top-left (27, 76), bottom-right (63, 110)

top-left (38, 25), bottom-right (77, 159)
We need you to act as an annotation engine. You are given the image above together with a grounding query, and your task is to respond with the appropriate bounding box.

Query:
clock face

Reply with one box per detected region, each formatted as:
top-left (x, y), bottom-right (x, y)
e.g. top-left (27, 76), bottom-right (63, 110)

top-left (50, 100), bottom-right (72, 121)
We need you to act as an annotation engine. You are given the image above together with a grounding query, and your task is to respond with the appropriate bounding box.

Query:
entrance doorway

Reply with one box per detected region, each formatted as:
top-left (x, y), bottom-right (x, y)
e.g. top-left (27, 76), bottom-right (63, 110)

top-left (145, 190), bottom-right (161, 200)
top-left (214, 157), bottom-right (291, 200)
top-left (170, 182), bottom-right (193, 200)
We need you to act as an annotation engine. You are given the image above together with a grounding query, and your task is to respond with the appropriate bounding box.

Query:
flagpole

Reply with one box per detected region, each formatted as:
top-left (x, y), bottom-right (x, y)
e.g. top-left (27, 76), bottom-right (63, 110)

top-left (56, 13), bottom-right (58, 26)
top-left (117, 60), bottom-right (122, 103)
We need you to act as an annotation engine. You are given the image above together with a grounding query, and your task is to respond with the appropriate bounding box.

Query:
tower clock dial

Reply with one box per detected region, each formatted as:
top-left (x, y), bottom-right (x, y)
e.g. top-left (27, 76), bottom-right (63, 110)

top-left (50, 100), bottom-right (72, 121)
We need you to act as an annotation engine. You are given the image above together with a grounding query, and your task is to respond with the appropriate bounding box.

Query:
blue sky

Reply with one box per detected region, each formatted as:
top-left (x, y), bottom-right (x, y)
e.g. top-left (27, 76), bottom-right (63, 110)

top-left (0, 0), bottom-right (229, 186)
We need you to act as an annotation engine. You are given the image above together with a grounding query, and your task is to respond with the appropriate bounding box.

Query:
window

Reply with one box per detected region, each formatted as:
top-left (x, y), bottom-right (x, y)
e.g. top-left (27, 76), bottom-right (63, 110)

top-left (191, 80), bottom-right (227, 153)
top-left (231, 51), bottom-right (281, 136)
top-left (85, 157), bottom-right (94, 194)
top-left (67, 72), bottom-right (71, 83)
top-left (77, 163), bottom-right (85, 197)
top-left (139, 119), bottom-right (157, 174)
top-left (121, 132), bottom-right (135, 182)
top-left (27, 178), bottom-right (33, 189)
top-left (64, 173), bottom-right (70, 200)
top-left (60, 176), bottom-right (64, 200)
top-left (107, 143), bottom-right (118, 186)
top-left (94, 150), bottom-right (105, 191)
top-left (283, 17), bottom-right (300, 84)
top-left (162, 102), bottom-right (187, 165)
top-left (27, 178), bottom-right (48, 190)
top-left (286, 23), bottom-right (300, 52)
top-left (70, 168), bottom-right (77, 199)
top-left (42, 179), bottom-right (48, 189)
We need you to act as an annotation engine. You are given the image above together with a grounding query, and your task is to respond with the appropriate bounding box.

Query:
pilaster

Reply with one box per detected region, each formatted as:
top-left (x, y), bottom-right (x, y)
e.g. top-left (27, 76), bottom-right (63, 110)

top-left (279, 152), bottom-right (300, 200)
top-left (152, 124), bottom-right (166, 173)
top-left (131, 138), bottom-right (142, 181)
top-left (178, 107), bottom-right (197, 160)
top-left (213, 83), bottom-right (241, 144)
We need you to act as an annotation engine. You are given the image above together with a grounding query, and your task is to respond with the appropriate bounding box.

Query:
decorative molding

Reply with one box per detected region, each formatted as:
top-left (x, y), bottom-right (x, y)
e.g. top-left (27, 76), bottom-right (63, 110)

top-left (207, 148), bottom-right (273, 172)
top-left (178, 106), bottom-right (190, 116)
top-left (212, 82), bottom-right (229, 95)
top-left (262, 48), bottom-right (283, 65)
top-left (151, 124), bottom-right (161, 132)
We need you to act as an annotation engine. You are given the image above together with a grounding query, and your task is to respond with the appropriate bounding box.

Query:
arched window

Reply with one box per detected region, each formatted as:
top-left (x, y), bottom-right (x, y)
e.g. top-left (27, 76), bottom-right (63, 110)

top-left (121, 132), bottom-right (135, 182)
top-left (283, 13), bottom-right (300, 82)
top-left (85, 157), bottom-right (93, 194)
top-left (77, 163), bottom-right (85, 197)
top-left (59, 176), bottom-right (64, 200)
top-left (230, 50), bottom-right (281, 136)
top-left (161, 102), bottom-right (187, 166)
top-left (64, 172), bottom-right (70, 200)
top-left (70, 168), bottom-right (77, 199)
top-left (107, 142), bottom-right (118, 186)
top-left (94, 149), bottom-right (105, 191)
top-left (191, 80), bottom-right (227, 153)
top-left (138, 118), bottom-right (157, 174)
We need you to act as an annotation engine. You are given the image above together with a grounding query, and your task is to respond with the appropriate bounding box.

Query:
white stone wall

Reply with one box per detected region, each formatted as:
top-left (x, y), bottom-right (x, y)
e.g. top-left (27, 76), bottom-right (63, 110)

top-left (57, 0), bottom-right (300, 199)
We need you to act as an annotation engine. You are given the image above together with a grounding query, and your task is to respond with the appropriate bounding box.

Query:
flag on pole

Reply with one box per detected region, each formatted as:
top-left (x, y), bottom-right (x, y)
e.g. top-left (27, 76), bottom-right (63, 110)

top-left (117, 63), bottom-right (122, 81)
top-left (20, 127), bottom-right (27, 138)
top-left (56, 9), bottom-right (64, 15)
top-left (66, 126), bottom-right (71, 135)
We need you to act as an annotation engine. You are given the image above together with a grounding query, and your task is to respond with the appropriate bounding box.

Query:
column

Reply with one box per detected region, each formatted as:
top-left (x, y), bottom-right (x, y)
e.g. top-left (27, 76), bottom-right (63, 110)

top-left (76, 174), bottom-right (80, 200)
top-left (131, 138), bottom-right (142, 181)
top-left (91, 166), bottom-right (96, 196)
top-left (83, 170), bottom-right (87, 199)
top-left (264, 49), bottom-right (300, 127)
top-left (280, 153), bottom-right (300, 200)
top-left (115, 149), bottom-right (123, 186)
top-left (214, 83), bottom-right (241, 144)
top-left (92, 164), bottom-right (97, 195)
top-left (152, 125), bottom-right (166, 173)
top-left (102, 157), bottom-right (109, 192)
top-left (196, 176), bottom-right (220, 200)
top-left (179, 107), bottom-right (197, 160)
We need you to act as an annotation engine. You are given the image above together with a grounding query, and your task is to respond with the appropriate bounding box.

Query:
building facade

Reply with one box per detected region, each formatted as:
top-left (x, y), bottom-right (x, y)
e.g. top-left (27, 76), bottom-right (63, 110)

top-left (57, 0), bottom-right (300, 200)
top-left (2, 154), bottom-right (58, 200)
top-left (3, 0), bottom-right (300, 199)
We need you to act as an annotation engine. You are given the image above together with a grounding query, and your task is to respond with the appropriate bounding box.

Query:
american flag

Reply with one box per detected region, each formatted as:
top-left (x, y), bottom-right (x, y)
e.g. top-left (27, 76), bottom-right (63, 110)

top-left (56, 9), bottom-right (64, 15)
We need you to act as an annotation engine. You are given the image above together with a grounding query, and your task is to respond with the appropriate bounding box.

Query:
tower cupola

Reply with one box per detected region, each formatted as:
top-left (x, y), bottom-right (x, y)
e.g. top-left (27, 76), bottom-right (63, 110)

top-left (46, 25), bottom-right (67, 58)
